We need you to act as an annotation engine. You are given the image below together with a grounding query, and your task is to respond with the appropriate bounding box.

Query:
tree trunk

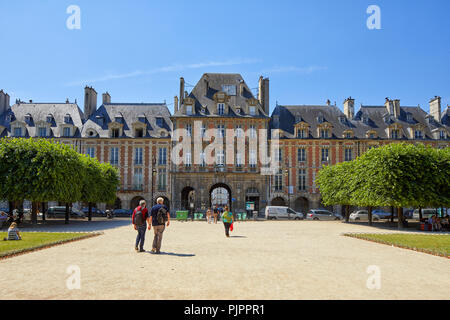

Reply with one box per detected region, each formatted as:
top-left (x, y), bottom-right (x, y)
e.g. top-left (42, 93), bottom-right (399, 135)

top-left (41, 202), bottom-right (46, 221)
top-left (368, 206), bottom-right (373, 226)
top-left (31, 201), bottom-right (38, 225)
top-left (65, 203), bottom-right (70, 225)
top-left (345, 205), bottom-right (350, 223)
top-left (419, 207), bottom-right (423, 221)
top-left (88, 202), bottom-right (92, 222)
top-left (397, 207), bottom-right (404, 230)
top-left (390, 206), bottom-right (394, 223)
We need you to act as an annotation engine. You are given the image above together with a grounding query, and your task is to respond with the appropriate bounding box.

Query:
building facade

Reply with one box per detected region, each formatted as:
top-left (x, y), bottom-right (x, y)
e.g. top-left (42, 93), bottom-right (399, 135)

top-left (0, 75), bottom-right (449, 214)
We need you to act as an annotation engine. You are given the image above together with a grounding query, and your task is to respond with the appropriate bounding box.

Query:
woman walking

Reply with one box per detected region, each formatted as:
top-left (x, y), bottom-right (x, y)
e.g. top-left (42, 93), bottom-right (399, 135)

top-left (222, 205), bottom-right (233, 238)
top-left (206, 208), bottom-right (212, 224)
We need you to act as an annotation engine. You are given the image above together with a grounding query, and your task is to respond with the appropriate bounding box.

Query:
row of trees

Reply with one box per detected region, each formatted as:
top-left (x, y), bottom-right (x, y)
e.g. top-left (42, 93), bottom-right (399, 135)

top-left (0, 138), bottom-right (120, 224)
top-left (316, 143), bottom-right (450, 229)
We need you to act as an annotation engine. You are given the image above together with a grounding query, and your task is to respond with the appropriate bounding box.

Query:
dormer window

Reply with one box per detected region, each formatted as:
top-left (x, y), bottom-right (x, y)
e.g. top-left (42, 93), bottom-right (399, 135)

top-left (320, 129), bottom-right (330, 139)
top-left (115, 115), bottom-right (123, 123)
top-left (414, 130), bottom-right (423, 140)
top-left (317, 115), bottom-right (324, 123)
top-left (138, 115), bottom-right (146, 123)
top-left (96, 115), bottom-right (104, 126)
top-left (249, 106), bottom-right (256, 116)
top-left (135, 128), bottom-right (144, 138)
top-left (440, 131), bottom-right (446, 140)
top-left (391, 129), bottom-right (400, 139)
top-left (344, 131), bottom-right (353, 139)
top-left (64, 114), bottom-right (71, 124)
top-left (46, 115), bottom-right (53, 123)
top-left (362, 115), bottom-right (369, 124)
top-left (406, 114), bottom-right (413, 122)
top-left (111, 128), bottom-right (120, 138)
top-left (186, 105), bottom-right (193, 115)
top-left (297, 129), bottom-right (307, 139)
top-left (339, 116), bottom-right (346, 124)
top-left (217, 103), bottom-right (225, 115)
top-left (25, 114), bottom-right (32, 123)
top-left (13, 127), bottom-right (22, 137)
top-left (62, 127), bottom-right (71, 137)
top-left (156, 117), bottom-right (164, 127)
top-left (222, 85), bottom-right (236, 96)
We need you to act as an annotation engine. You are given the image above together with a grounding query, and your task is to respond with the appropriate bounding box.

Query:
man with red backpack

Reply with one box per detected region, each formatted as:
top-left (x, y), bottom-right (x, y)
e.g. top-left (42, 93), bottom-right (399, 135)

top-left (132, 200), bottom-right (150, 253)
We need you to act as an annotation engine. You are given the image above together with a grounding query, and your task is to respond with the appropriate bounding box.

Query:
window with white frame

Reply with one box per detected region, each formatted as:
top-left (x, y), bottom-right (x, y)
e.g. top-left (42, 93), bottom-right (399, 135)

top-left (391, 129), bottom-right (399, 139)
top-left (158, 168), bottom-right (167, 190)
top-left (217, 125), bottom-right (225, 138)
top-left (159, 148), bottom-right (167, 165)
top-left (13, 127), bottom-right (22, 137)
top-left (186, 124), bottom-right (192, 137)
top-left (235, 125), bottom-right (243, 138)
top-left (249, 125), bottom-right (257, 139)
top-left (414, 130), bottom-right (423, 140)
top-left (110, 147), bottom-right (119, 165)
top-left (133, 168), bottom-right (143, 189)
top-left (86, 147), bottom-right (95, 158)
top-left (298, 169), bottom-right (307, 191)
top-left (236, 153), bottom-right (243, 167)
top-left (216, 150), bottom-right (225, 166)
top-left (249, 150), bottom-right (257, 168)
top-left (321, 148), bottom-right (329, 162)
top-left (38, 127), bottom-right (47, 137)
top-left (320, 129), bottom-right (329, 139)
top-left (297, 128), bottom-right (306, 139)
top-left (217, 103), bottom-right (225, 115)
top-left (186, 105), bottom-right (193, 115)
top-left (249, 106), bottom-right (256, 116)
top-left (63, 127), bottom-right (71, 137)
top-left (199, 152), bottom-right (206, 167)
top-left (344, 148), bottom-right (352, 162)
top-left (440, 131), bottom-right (446, 140)
top-left (298, 148), bottom-right (306, 162)
top-left (185, 151), bottom-right (192, 167)
top-left (134, 148), bottom-right (143, 165)
top-left (274, 169), bottom-right (283, 191)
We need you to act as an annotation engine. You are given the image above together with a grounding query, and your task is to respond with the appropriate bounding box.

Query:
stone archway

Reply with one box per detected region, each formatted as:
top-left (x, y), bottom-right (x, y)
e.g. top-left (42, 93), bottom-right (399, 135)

top-left (181, 187), bottom-right (195, 211)
top-left (130, 196), bottom-right (145, 211)
top-left (271, 197), bottom-right (287, 206)
top-left (209, 183), bottom-right (232, 211)
top-left (294, 197), bottom-right (309, 213)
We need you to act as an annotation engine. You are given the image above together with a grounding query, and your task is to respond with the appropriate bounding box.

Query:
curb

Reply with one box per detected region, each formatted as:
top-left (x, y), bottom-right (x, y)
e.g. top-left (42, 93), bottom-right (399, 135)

top-left (0, 232), bottom-right (103, 261)
top-left (343, 233), bottom-right (449, 259)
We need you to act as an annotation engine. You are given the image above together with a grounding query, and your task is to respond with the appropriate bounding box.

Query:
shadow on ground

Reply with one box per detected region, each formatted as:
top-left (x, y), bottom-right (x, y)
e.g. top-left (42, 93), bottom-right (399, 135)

top-left (146, 252), bottom-right (196, 257)
top-left (342, 220), bottom-right (450, 234)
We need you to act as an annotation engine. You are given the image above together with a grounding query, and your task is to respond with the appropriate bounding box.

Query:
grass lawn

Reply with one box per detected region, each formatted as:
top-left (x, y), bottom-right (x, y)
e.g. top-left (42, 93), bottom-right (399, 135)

top-left (0, 232), bottom-right (97, 258)
top-left (345, 233), bottom-right (450, 257)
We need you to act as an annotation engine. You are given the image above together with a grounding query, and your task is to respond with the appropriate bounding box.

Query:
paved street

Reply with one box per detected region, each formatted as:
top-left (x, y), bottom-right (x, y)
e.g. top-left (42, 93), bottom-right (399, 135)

top-left (0, 220), bottom-right (449, 300)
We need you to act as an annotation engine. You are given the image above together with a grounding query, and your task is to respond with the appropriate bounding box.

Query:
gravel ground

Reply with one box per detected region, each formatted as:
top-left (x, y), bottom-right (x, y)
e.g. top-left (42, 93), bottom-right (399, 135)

top-left (0, 220), bottom-right (448, 300)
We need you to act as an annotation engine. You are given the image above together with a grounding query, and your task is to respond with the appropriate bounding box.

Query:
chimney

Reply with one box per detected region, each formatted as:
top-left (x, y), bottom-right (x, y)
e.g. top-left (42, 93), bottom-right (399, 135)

top-left (174, 96), bottom-right (179, 113)
top-left (179, 77), bottom-right (185, 107)
top-left (385, 98), bottom-right (394, 116)
top-left (343, 97), bottom-right (355, 119)
top-left (429, 96), bottom-right (441, 123)
top-left (102, 92), bottom-right (111, 104)
top-left (326, 99), bottom-right (331, 106)
top-left (0, 90), bottom-right (7, 115)
top-left (239, 80), bottom-right (245, 96)
top-left (393, 99), bottom-right (400, 118)
top-left (258, 76), bottom-right (270, 115)
top-left (84, 86), bottom-right (97, 119)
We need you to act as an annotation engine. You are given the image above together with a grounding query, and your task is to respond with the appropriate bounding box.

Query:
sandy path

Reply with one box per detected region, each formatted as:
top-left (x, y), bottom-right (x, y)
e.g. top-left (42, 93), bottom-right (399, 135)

top-left (0, 221), bottom-right (448, 300)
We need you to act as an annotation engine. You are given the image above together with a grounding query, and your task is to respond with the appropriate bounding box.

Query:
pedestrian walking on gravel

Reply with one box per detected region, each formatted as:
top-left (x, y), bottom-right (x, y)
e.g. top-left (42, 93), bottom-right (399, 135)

top-left (149, 197), bottom-right (170, 254)
top-left (222, 205), bottom-right (233, 238)
top-left (132, 200), bottom-right (150, 253)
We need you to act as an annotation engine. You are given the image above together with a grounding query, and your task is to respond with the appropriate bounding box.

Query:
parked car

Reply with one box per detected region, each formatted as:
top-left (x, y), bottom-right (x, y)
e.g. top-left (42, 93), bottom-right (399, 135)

top-left (46, 206), bottom-right (86, 219)
top-left (0, 211), bottom-right (8, 228)
top-left (112, 209), bottom-right (133, 217)
top-left (349, 210), bottom-right (381, 221)
top-left (412, 208), bottom-right (439, 220)
top-left (306, 209), bottom-right (342, 221)
top-left (81, 207), bottom-right (106, 217)
top-left (372, 210), bottom-right (394, 220)
top-left (265, 206), bottom-right (304, 220)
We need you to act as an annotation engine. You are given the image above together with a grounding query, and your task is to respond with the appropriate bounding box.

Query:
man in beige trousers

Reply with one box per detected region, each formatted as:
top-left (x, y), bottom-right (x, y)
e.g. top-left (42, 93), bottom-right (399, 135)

top-left (149, 197), bottom-right (170, 254)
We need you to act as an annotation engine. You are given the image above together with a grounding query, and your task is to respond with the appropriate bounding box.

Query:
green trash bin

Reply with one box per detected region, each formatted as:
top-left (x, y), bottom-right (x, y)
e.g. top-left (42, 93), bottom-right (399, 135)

top-left (176, 211), bottom-right (189, 221)
top-left (242, 212), bottom-right (247, 220)
top-left (194, 213), bottom-right (204, 221)
top-left (236, 213), bottom-right (242, 221)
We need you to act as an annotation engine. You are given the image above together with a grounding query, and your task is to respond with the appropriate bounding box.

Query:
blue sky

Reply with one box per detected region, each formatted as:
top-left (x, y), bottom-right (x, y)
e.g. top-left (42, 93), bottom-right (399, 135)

top-left (0, 0), bottom-right (449, 114)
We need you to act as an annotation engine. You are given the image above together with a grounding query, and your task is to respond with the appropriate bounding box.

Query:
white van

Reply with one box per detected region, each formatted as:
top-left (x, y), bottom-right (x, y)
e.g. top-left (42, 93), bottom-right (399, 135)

top-left (265, 206), bottom-right (304, 220)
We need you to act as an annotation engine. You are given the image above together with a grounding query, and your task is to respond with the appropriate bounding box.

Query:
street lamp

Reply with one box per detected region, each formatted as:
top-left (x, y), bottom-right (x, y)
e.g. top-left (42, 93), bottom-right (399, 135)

top-left (284, 167), bottom-right (291, 214)
top-left (151, 156), bottom-right (156, 205)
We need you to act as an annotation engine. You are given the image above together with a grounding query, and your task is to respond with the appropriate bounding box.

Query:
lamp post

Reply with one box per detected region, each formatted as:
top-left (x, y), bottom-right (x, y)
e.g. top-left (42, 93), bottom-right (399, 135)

top-left (284, 167), bottom-right (291, 213)
top-left (151, 156), bottom-right (156, 206)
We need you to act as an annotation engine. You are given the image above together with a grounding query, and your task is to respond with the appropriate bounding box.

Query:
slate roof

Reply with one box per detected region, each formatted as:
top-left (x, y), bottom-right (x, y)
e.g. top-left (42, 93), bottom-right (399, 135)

top-left (81, 103), bottom-right (172, 138)
top-left (0, 102), bottom-right (85, 138)
top-left (173, 73), bottom-right (269, 119)
top-left (271, 103), bottom-right (450, 140)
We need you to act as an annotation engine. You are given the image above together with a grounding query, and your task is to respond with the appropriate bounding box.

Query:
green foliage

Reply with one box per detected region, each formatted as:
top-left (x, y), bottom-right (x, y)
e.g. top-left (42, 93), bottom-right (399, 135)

top-left (316, 143), bottom-right (450, 208)
top-left (0, 138), bottom-right (119, 206)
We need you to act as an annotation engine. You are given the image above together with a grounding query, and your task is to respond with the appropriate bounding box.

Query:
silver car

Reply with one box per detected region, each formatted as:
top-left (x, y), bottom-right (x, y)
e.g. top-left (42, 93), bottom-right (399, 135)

top-left (349, 210), bottom-right (381, 221)
top-left (306, 209), bottom-right (342, 221)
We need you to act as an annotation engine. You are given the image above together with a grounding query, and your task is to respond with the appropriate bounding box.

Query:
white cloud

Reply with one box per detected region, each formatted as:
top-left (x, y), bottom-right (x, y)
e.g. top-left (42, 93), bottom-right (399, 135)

top-left (65, 59), bottom-right (262, 87)
top-left (261, 65), bottom-right (327, 74)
